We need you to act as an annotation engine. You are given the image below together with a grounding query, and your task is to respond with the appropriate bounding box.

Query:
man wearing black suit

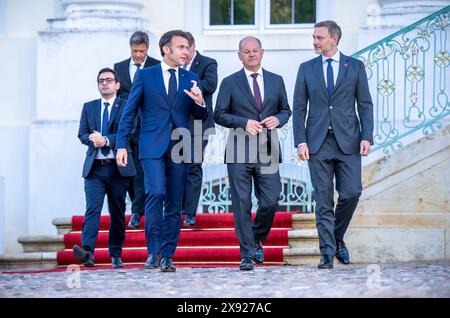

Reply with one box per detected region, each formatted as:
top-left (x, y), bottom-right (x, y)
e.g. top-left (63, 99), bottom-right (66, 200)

top-left (74, 68), bottom-right (136, 268)
top-left (114, 31), bottom-right (160, 229)
top-left (214, 36), bottom-right (291, 271)
top-left (181, 32), bottom-right (218, 226)
top-left (293, 21), bottom-right (374, 269)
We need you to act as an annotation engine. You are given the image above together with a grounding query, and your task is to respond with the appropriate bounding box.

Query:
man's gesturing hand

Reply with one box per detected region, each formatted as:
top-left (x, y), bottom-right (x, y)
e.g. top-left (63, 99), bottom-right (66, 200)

top-left (260, 116), bottom-right (280, 130)
top-left (184, 80), bottom-right (204, 105)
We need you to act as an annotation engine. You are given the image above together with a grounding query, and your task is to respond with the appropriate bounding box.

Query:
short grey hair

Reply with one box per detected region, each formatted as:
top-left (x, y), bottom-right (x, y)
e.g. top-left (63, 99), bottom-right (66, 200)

top-left (238, 36), bottom-right (262, 52)
top-left (314, 20), bottom-right (342, 43)
top-left (129, 31), bottom-right (149, 48)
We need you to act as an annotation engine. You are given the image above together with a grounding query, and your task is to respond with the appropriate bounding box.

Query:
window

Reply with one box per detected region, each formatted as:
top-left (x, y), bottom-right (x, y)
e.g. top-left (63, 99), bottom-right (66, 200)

top-left (210, 0), bottom-right (255, 26)
top-left (270, 0), bottom-right (316, 24)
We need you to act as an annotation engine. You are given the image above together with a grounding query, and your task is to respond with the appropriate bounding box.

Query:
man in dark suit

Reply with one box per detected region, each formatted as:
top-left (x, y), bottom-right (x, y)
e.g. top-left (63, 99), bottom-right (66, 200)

top-left (214, 36), bottom-right (291, 271)
top-left (116, 30), bottom-right (208, 272)
top-left (74, 68), bottom-right (136, 268)
top-left (114, 31), bottom-right (160, 229)
top-left (293, 20), bottom-right (374, 269)
top-left (181, 32), bottom-right (218, 226)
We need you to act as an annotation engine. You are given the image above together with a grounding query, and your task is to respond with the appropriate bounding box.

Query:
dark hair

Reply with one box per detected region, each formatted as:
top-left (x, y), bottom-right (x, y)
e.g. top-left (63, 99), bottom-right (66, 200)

top-left (238, 36), bottom-right (262, 52)
top-left (185, 31), bottom-right (195, 47)
top-left (129, 31), bottom-right (149, 48)
top-left (314, 20), bottom-right (342, 43)
top-left (158, 30), bottom-right (189, 57)
top-left (97, 67), bottom-right (120, 83)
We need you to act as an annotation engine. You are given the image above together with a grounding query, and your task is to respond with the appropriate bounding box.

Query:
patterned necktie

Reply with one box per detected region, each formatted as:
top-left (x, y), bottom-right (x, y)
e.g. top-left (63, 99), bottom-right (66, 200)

top-left (251, 73), bottom-right (262, 109)
top-left (326, 59), bottom-right (334, 97)
top-left (168, 68), bottom-right (177, 104)
top-left (101, 102), bottom-right (110, 156)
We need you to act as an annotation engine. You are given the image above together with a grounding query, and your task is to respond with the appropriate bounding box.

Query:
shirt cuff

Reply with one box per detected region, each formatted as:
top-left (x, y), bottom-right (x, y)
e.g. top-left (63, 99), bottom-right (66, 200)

top-left (195, 100), bottom-right (206, 108)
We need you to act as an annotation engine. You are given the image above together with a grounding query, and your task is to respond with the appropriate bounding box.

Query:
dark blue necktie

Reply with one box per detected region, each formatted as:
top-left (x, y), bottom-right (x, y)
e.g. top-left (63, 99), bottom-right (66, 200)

top-left (326, 59), bottom-right (334, 97)
top-left (101, 102), bottom-right (110, 156)
top-left (168, 68), bottom-right (177, 105)
top-left (133, 63), bottom-right (141, 82)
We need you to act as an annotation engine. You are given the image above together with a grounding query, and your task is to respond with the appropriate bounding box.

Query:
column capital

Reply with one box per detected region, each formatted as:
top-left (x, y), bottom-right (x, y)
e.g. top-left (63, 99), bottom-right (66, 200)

top-left (47, 0), bottom-right (147, 31)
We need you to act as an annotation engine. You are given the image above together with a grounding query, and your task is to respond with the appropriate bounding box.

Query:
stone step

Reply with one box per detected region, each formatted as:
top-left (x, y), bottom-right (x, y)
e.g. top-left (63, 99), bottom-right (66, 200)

top-left (292, 213), bottom-right (316, 229)
top-left (18, 235), bottom-right (65, 253)
top-left (283, 247), bottom-right (321, 265)
top-left (0, 252), bottom-right (57, 270)
top-left (288, 229), bottom-right (319, 248)
top-left (52, 217), bottom-right (72, 234)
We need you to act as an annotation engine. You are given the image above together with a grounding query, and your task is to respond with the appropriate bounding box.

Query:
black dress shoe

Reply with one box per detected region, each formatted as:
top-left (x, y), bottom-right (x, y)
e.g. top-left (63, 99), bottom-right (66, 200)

top-left (254, 240), bottom-right (264, 264)
top-left (335, 241), bottom-right (350, 264)
top-left (160, 257), bottom-right (176, 272)
top-left (128, 213), bottom-right (141, 229)
top-left (183, 215), bottom-right (196, 226)
top-left (111, 257), bottom-right (124, 268)
top-left (239, 257), bottom-right (254, 271)
top-left (145, 254), bottom-right (160, 269)
top-left (73, 245), bottom-right (95, 267)
top-left (317, 255), bottom-right (334, 269)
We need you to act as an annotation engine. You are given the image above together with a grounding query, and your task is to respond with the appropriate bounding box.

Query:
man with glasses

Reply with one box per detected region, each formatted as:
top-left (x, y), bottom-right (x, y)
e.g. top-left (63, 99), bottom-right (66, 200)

top-left (73, 68), bottom-right (136, 268)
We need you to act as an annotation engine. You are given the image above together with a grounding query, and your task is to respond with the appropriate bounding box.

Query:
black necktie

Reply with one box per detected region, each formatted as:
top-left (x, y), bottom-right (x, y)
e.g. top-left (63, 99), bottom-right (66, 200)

top-left (168, 68), bottom-right (177, 104)
top-left (326, 59), bottom-right (334, 97)
top-left (101, 102), bottom-right (110, 156)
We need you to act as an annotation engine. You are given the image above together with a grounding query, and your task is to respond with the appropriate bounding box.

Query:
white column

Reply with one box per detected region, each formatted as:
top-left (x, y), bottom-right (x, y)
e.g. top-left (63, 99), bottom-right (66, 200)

top-left (29, 0), bottom-right (148, 236)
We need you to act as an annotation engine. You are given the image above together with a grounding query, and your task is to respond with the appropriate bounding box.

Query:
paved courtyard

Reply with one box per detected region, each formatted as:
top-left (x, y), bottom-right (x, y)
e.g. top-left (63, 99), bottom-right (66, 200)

top-left (1, 261), bottom-right (449, 298)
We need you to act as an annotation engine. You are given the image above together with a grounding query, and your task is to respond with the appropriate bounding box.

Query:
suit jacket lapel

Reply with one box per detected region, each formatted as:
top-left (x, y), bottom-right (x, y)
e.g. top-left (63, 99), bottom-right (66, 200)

top-left (124, 58), bottom-right (133, 88)
top-left (143, 55), bottom-right (152, 68)
top-left (189, 52), bottom-right (201, 73)
top-left (154, 64), bottom-right (171, 108)
top-left (108, 98), bottom-right (120, 129)
top-left (173, 68), bottom-right (187, 108)
top-left (95, 100), bottom-right (101, 132)
top-left (333, 54), bottom-right (349, 94)
top-left (313, 56), bottom-right (328, 98)
top-left (237, 69), bottom-right (258, 110)
top-left (261, 69), bottom-right (271, 110)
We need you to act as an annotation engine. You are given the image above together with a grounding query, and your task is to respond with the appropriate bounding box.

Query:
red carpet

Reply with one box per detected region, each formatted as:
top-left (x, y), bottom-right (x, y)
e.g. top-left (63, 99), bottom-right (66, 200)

top-left (57, 212), bottom-right (297, 268)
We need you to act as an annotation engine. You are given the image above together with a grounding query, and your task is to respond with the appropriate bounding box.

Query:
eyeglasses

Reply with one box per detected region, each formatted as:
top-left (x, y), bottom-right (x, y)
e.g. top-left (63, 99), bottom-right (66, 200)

top-left (97, 78), bottom-right (115, 84)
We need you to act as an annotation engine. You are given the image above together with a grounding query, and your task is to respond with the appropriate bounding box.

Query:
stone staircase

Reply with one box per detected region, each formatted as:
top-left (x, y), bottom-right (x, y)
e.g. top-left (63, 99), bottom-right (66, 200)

top-left (0, 213), bottom-right (320, 269)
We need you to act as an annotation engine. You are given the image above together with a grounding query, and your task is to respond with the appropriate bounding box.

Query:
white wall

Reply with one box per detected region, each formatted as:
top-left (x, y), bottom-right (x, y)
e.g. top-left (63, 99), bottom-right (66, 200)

top-left (0, 176), bottom-right (4, 255)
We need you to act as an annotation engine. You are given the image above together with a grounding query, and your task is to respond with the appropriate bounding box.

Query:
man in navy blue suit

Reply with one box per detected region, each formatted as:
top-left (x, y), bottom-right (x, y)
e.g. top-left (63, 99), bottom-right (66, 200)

top-left (114, 31), bottom-right (160, 229)
top-left (116, 30), bottom-right (208, 272)
top-left (74, 68), bottom-right (136, 268)
top-left (293, 21), bottom-right (374, 269)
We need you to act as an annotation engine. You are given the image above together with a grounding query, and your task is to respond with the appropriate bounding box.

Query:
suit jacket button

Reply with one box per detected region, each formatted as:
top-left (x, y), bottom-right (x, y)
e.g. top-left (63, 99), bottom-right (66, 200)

top-left (329, 106), bottom-right (333, 109)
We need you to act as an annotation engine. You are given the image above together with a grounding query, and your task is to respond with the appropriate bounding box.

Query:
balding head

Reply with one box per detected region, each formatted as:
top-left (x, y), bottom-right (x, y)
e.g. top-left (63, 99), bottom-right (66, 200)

top-left (239, 36), bottom-right (262, 52)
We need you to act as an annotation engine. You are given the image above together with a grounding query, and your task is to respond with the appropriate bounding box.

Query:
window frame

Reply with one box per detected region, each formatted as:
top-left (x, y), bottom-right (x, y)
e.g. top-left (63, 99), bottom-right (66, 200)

top-left (264, 0), bottom-right (316, 30)
top-left (204, 0), bottom-right (259, 31)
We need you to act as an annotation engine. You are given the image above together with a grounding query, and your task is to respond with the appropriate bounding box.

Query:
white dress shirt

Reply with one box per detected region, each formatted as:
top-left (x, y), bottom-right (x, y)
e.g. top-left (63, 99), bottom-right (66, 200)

top-left (244, 67), bottom-right (264, 102)
top-left (160, 60), bottom-right (205, 108)
top-left (322, 50), bottom-right (340, 87)
top-left (95, 96), bottom-right (116, 159)
top-left (129, 56), bottom-right (147, 83)
top-left (161, 61), bottom-right (179, 94)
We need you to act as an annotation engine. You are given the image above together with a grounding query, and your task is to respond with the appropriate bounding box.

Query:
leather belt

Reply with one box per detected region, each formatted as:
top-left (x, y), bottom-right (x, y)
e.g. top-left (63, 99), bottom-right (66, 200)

top-left (95, 158), bottom-right (115, 165)
top-left (328, 128), bottom-right (334, 134)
